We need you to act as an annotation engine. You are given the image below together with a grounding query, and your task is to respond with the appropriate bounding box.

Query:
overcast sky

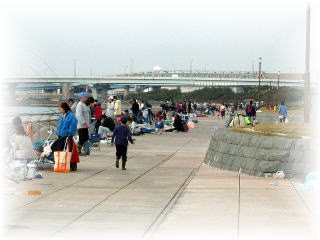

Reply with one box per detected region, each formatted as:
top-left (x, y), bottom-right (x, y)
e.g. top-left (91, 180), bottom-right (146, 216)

top-left (2, 0), bottom-right (310, 76)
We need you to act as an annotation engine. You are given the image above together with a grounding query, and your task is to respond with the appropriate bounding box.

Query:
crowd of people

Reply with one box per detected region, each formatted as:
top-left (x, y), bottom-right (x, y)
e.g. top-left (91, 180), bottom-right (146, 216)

top-left (6, 93), bottom-right (288, 174)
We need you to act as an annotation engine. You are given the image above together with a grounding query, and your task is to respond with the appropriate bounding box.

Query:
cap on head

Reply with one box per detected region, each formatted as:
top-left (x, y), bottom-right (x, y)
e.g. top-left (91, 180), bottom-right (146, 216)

top-left (78, 92), bottom-right (88, 99)
top-left (121, 116), bottom-right (128, 124)
top-left (108, 96), bottom-right (113, 99)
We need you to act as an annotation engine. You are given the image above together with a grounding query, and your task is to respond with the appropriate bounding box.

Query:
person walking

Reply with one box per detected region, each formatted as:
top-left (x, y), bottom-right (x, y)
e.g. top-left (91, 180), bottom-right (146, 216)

top-left (111, 116), bottom-right (134, 170)
top-left (75, 92), bottom-right (90, 155)
top-left (52, 102), bottom-right (79, 171)
top-left (279, 101), bottom-right (288, 123)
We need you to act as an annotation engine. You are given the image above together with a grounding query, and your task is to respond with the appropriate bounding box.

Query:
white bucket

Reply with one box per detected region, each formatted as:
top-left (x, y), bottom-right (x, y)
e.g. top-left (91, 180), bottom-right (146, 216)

top-left (27, 163), bottom-right (37, 179)
top-left (11, 161), bottom-right (27, 179)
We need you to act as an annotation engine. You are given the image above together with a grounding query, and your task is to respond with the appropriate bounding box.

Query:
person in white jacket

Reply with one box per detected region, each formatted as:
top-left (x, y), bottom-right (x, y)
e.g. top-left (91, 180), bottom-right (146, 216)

top-left (106, 96), bottom-right (115, 119)
top-left (10, 125), bottom-right (36, 160)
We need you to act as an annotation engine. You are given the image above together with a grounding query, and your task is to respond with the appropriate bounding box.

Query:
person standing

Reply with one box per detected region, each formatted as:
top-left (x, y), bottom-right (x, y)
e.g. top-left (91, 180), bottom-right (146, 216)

top-left (245, 100), bottom-right (256, 125)
top-left (94, 102), bottom-right (103, 134)
top-left (106, 96), bottom-right (114, 119)
top-left (113, 96), bottom-right (122, 120)
top-left (111, 116), bottom-right (134, 170)
top-left (52, 102), bottom-right (79, 171)
top-left (131, 99), bottom-right (140, 119)
top-left (279, 101), bottom-right (288, 123)
top-left (75, 92), bottom-right (90, 155)
top-left (68, 99), bottom-right (77, 113)
top-left (220, 104), bottom-right (226, 119)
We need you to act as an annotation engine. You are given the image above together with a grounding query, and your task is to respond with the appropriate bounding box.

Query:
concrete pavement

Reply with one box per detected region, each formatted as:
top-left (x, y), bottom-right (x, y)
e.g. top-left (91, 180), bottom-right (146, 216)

top-left (2, 117), bottom-right (319, 240)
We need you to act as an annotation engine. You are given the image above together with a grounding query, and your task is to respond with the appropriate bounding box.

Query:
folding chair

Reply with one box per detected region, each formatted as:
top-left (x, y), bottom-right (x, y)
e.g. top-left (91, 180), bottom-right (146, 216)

top-left (90, 134), bottom-right (101, 151)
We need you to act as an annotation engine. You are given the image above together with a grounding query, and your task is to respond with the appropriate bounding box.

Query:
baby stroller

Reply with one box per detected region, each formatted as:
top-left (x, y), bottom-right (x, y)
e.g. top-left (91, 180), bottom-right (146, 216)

top-left (33, 129), bottom-right (56, 169)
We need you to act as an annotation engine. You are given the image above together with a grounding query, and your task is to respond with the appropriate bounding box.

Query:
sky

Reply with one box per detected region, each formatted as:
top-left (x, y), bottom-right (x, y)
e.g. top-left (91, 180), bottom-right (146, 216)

top-left (1, 0), bottom-right (312, 76)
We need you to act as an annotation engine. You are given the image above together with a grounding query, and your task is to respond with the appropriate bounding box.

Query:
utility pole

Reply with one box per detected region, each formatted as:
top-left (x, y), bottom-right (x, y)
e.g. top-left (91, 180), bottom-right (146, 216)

top-left (73, 59), bottom-right (77, 77)
top-left (304, 4), bottom-right (310, 123)
top-left (277, 71), bottom-right (280, 102)
top-left (130, 58), bottom-right (134, 74)
top-left (258, 57), bottom-right (262, 101)
top-left (189, 58), bottom-right (193, 73)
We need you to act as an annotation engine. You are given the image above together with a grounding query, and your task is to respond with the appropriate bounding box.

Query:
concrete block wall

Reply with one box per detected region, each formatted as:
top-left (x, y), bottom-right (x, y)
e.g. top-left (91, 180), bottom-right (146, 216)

top-left (204, 128), bottom-right (317, 178)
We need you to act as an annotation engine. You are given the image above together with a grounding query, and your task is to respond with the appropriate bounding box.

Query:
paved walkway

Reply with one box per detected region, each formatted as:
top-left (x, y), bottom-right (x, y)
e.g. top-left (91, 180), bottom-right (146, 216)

top-left (2, 118), bottom-right (319, 240)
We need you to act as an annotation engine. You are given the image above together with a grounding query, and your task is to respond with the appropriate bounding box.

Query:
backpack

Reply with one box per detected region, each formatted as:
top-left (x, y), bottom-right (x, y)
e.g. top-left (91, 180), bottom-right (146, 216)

top-left (247, 105), bottom-right (253, 115)
top-left (183, 123), bottom-right (189, 132)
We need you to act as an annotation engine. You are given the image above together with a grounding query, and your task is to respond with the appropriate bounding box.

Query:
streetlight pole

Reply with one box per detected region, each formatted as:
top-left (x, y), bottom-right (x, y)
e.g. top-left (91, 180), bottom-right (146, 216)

top-left (258, 57), bottom-right (262, 101)
top-left (304, 4), bottom-right (310, 123)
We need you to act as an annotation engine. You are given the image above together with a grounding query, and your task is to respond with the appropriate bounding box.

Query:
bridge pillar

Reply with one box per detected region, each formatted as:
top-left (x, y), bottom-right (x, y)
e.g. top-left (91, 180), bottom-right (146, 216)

top-left (62, 83), bottom-right (72, 100)
top-left (123, 85), bottom-right (130, 99)
top-left (231, 87), bottom-right (244, 94)
top-left (5, 83), bottom-right (16, 105)
top-left (91, 86), bottom-right (98, 99)
top-left (135, 85), bottom-right (144, 94)
top-left (151, 86), bottom-right (161, 91)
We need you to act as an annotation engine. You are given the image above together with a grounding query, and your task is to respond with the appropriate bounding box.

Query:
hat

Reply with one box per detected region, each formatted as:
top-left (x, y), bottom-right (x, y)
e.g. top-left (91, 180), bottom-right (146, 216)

top-left (108, 96), bottom-right (113, 99)
top-left (121, 116), bottom-right (128, 124)
top-left (78, 92), bottom-right (88, 98)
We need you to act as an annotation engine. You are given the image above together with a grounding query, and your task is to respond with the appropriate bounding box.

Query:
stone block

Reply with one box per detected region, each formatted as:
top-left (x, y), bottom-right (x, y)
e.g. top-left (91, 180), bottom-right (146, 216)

top-left (240, 158), bottom-right (256, 170)
top-left (254, 160), bottom-right (282, 172)
top-left (294, 139), bottom-right (310, 151)
top-left (259, 136), bottom-right (275, 149)
top-left (271, 137), bottom-right (285, 150)
top-left (256, 149), bottom-right (269, 160)
top-left (266, 149), bottom-right (290, 162)
top-left (288, 150), bottom-right (304, 162)
top-left (283, 138), bottom-right (295, 150)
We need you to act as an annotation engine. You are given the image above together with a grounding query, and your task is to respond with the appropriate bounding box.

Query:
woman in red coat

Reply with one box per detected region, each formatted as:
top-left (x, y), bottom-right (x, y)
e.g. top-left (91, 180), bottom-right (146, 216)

top-left (94, 102), bottom-right (103, 134)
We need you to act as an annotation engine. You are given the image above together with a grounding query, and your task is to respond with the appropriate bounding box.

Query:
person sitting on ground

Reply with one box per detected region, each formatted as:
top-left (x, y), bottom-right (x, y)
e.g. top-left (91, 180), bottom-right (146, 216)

top-left (98, 114), bottom-right (115, 139)
top-left (173, 114), bottom-right (184, 132)
top-left (127, 117), bottom-right (142, 135)
top-left (155, 116), bottom-right (165, 134)
top-left (111, 116), bottom-right (134, 170)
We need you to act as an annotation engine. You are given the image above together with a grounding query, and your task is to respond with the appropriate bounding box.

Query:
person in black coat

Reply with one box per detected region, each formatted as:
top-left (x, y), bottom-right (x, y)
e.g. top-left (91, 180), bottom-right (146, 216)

top-left (173, 114), bottom-right (184, 132)
top-left (131, 99), bottom-right (140, 118)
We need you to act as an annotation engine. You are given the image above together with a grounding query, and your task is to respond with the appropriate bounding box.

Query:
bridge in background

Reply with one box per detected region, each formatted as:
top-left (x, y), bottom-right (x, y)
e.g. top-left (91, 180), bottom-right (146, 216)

top-left (5, 70), bottom-right (305, 100)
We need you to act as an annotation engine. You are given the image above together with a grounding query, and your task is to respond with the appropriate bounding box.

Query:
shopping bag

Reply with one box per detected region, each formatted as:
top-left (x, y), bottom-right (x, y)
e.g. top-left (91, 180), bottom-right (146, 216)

top-left (54, 139), bottom-right (71, 173)
top-left (54, 151), bottom-right (71, 172)
top-left (244, 116), bottom-right (251, 125)
top-left (187, 121), bottom-right (195, 128)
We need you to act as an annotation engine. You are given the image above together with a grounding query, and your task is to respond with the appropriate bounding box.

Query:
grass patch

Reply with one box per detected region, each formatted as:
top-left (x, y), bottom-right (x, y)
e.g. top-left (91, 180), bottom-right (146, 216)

top-left (231, 123), bottom-right (314, 138)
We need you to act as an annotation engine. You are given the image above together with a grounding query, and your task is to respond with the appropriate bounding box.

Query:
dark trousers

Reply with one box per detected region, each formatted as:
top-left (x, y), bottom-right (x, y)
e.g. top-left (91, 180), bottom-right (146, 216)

top-left (78, 128), bottom-right (89, 146)
top-left (116, 144), bottom-right (128, 161)
top-left (95, 119), bottom-right (102, 134)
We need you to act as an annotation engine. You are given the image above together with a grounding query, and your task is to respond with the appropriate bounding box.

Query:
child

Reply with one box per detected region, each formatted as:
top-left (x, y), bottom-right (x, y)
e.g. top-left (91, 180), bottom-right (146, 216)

top-left (111, 116), bottom-right (134, 170)
top-left (155, 116), bottom-right (165, 134)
